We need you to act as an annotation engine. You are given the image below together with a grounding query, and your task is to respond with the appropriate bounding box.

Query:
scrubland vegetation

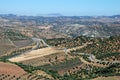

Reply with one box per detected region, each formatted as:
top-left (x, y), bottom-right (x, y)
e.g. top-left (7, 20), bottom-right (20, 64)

top-left (0, 15), bottom-right (120, 80)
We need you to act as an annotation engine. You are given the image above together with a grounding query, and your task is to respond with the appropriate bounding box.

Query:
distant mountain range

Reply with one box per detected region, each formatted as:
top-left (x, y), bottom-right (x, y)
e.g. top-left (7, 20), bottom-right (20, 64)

top-left (0, 14), bottom-right (120, 38)
top-left (0, 14), bottom-right (120, 17)
top-left (0, 13), bottom-right (63, 17)
top-left (36, 13), bottom-right (63, 17)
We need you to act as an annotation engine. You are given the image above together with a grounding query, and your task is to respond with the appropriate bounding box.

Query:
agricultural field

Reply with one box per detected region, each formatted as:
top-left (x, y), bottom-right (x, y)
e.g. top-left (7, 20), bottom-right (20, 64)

top-left (0, 35), bottom-right (119, 80)
top-left (13, 39), bottom-right (32, 48)
top-left (0, 30), bottom-right (33, 58)
top-left (93, 76), bottom-right (120, 80)
top-left (0, 62), bottom-right (26, 77)
top-left (2, 36), bottom-right (119, 80)
top-left (8, 47), bottom-right (65, 62)
top-left (0, 62), bottom-right (53, 80)
top-left (21, 52), bottom-right (67, 66)
top-left (0, 38), bottom-right (16, 57)
top-left (40, 58), bottom-right (83, 76)
top-left (0, 15), bottom-right (120, 80)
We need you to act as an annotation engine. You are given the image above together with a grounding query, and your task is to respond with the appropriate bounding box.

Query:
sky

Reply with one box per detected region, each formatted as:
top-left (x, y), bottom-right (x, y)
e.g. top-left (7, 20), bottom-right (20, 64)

top-left (0, 0), bottom-right (120, 16)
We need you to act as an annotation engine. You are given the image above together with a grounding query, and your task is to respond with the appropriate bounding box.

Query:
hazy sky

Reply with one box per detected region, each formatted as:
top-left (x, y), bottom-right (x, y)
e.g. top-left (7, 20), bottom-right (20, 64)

top-left (0, 0), bottom-right (120, 16)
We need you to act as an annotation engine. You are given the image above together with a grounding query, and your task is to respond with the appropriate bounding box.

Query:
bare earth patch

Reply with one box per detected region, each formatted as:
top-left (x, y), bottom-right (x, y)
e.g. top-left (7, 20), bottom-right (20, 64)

top-left (93, 76), bottom-right (120, 80)
top-left (0, 62), bottom-right (26, 76)
top-left (8, 47), bottom-right (64, 62)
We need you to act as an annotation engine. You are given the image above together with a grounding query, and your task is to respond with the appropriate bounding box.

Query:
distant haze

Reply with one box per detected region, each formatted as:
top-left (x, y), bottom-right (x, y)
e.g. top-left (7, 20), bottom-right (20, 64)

top-left (0, 0), bottom-right (120, 16)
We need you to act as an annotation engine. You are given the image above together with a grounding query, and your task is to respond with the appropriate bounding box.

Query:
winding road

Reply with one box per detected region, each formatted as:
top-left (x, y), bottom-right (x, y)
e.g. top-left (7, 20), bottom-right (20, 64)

top-left (8, 37), bottom-right (120, 66)
top-left (68, 51), bottom-right (120, 65)
top-left (8, 38), bottom-right (64, 62)
top-left (64, 42), bottom-right (120, 66)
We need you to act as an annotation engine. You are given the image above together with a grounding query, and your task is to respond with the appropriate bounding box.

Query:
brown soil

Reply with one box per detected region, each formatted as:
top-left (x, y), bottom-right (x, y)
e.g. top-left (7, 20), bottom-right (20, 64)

top-left (0, 62), bottom-right (26, 77)
top-left (9, 47), bottom-right (64, 62)
top-left (93, 76), bottom-right (120, 80)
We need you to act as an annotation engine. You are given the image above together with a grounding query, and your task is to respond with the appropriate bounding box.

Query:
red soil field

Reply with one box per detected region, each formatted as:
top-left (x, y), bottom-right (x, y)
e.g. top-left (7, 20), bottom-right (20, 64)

top-left (0, 62), bottom-right (26, 77)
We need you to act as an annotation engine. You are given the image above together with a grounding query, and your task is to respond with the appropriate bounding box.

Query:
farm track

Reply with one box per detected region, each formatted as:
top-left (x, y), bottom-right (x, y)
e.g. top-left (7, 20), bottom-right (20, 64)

top-left (67, 42), bottom-right (92, 52)
top-left (8, 37), bottom-right (64, 62)
top-left (67, 43), bottom-right (120, 66)
top-left (8, 37), bottom-right (119, 68)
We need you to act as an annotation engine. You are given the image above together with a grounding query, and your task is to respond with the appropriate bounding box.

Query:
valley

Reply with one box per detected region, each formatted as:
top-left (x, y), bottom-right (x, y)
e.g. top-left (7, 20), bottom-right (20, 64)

top-left (0, 15), bottom-right (120, 80)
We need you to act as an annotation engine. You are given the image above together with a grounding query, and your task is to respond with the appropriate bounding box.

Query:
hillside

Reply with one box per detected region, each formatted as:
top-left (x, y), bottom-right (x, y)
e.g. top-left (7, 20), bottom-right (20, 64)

top-left (0, 35), bottom-right (119, 80)
top-left (0, 15), bottom-right (120, 38)
top-left (0, 15), bottom-right (120, 80)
